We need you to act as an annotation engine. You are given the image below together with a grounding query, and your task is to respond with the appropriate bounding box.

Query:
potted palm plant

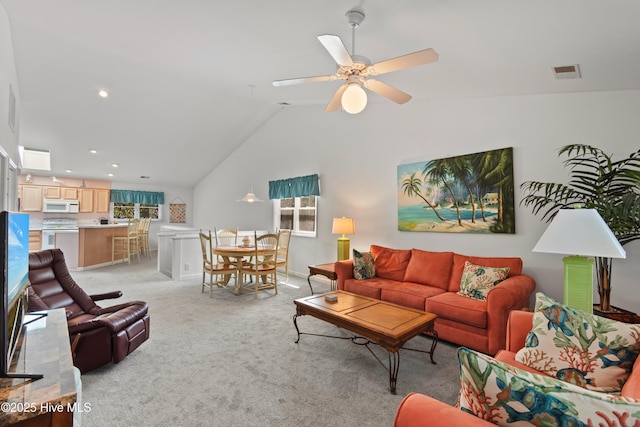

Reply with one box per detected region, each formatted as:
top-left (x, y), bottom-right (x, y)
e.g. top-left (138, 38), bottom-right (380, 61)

top-left (520, 144), bottom-right (640, 314)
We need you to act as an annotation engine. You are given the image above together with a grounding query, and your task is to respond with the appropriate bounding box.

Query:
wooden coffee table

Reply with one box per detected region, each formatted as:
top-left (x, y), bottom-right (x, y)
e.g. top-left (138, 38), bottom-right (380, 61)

top-left (293, 290), bottom-right (438, 394)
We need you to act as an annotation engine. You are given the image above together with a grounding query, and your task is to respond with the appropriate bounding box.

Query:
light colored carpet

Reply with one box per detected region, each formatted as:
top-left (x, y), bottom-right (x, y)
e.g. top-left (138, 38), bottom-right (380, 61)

top-left (74, 256), bottom-right (461, 427)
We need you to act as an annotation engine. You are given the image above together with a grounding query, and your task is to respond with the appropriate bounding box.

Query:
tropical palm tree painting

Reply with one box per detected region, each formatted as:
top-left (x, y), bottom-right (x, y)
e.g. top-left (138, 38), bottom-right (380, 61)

top-left (397, 147), bottom-right (515, 233)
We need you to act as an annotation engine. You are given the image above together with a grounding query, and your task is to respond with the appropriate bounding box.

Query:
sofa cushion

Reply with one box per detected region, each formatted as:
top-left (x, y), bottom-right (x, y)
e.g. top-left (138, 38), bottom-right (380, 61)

top-left (515, 293), bottom-right (640, 393)
top-left (353, 249), bottom-right (375, 280)
top-left (457, 261), bottom-right (510, 301)
top-left (426, 292), bottom-right (487, 329)
top-left (370, 245), bottom-right (411, 281)
top-left (344, 278), bottom-right (385, 299)
top-left (402, 249), bottom-right (453, 290)
top-left (457, 346), bottom-right (640, 426)
top-left (381, 282), bottom-right (445, 310)
top-left (448, 254), bottom-right (522, 292)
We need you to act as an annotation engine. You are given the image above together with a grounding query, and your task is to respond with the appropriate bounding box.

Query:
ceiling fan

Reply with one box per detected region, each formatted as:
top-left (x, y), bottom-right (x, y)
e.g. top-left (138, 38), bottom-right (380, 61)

top-left (272, 8), bottom-right (439, 114)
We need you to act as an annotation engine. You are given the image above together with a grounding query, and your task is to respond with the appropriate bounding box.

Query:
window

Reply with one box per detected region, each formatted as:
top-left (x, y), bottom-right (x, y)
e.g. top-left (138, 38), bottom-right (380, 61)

top-left (274, 196), bottom-right (317, 237)
top-left (112, 202), bottom-right (161, 221)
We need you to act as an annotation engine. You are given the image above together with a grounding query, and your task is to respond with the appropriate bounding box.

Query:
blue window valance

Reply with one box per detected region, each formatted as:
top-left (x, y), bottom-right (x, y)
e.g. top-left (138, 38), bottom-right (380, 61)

top-left (110, 190), bottom-right (165, 204)
top-left (269, 174), bottom-right (320, 200)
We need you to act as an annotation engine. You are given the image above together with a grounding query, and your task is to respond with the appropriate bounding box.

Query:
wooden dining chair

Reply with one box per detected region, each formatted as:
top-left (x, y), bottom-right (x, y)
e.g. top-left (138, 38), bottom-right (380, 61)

top-left (112, 218), bottom-right (141, 265)
top-left (238, 232), bottom-right (279, 299)
top-left (276, 229), bottom-right (292, 282)
top-left (215, 227), bottom-right (239, 262)
top-left (138, 218), bottom-right (151, 258)
top-left (199, 230), bottom-right (237, 297)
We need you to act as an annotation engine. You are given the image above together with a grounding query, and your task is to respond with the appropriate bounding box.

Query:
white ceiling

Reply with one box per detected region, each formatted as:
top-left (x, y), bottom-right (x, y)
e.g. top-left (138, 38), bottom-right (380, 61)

top-left (3, 0), bottom-right (640, 187)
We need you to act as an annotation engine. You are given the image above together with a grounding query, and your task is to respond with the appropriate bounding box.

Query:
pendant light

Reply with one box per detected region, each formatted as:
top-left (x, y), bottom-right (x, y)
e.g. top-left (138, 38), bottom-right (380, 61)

top-left (238, 187), bottom-right (263, 203)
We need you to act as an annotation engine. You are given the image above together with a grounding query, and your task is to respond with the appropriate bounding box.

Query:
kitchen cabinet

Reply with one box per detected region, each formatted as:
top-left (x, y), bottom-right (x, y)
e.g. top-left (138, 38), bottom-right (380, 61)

top-left (29, 230), bottom-right (42, 252)
top-left (44, 186), bottom-right (61, 199)
top-left (62, 187), bottom-right (78, 199)
top-left (19, 185), bottom-right (43, 212)
top-left (94, 189), bottom-right (110, 213)
top-left (78, 188), bottom-right (94, 213)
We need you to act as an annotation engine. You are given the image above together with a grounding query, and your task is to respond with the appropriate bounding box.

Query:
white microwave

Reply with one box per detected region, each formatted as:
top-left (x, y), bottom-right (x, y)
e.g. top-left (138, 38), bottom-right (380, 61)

top-left (43, 198), bottom-right (79, 213)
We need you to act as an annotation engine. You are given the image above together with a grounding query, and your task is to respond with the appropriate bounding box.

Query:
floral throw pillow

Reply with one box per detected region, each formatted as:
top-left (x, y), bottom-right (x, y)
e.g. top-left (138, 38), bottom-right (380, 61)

top-left (457, 261), bottom-right (510, 301)
top-left (456, 346), bottom-right (640, 426)
top-left (353, 249), bottom-right (375, 280)
top-left (515, 293), bottom-right (640, 392)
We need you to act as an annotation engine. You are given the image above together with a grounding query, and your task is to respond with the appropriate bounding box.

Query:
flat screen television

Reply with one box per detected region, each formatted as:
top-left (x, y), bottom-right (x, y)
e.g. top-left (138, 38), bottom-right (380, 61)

top-left (1, 211), bottom-right (42, 380)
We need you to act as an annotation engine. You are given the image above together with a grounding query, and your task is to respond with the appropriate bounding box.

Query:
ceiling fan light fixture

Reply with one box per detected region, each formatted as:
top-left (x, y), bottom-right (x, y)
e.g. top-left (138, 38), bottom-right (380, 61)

top-left (341, 82), bottom-right (367, 114)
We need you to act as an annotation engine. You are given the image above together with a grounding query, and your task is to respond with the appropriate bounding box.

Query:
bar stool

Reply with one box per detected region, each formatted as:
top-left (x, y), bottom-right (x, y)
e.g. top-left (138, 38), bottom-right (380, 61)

top-left (138, 218), bottom-right (151, 258)
top-left (112, 219), bottom-right (141, 265)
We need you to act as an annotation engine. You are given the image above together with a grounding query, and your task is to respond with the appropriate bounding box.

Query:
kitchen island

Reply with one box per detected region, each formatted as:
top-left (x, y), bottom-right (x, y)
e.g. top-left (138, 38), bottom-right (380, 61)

top-left (78, 223), bottom-right (128, 269)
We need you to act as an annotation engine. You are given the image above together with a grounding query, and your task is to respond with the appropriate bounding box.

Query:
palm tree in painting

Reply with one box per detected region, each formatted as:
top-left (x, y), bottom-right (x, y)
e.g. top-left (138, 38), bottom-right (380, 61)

top-left (401, 172), bottom-right (446, 221)
top-left (469, 152), bottom-right (491, 222)
top-left (475, 148), bottom-right (515, 232)
top-left (423, 158), bottom-right (463, 226)
top-left (448, 155), bottom-right (477, 223)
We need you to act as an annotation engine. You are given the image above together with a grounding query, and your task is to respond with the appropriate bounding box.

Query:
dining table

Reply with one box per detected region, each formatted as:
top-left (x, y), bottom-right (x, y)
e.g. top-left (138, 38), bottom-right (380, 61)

top-left (213, 244), bottom-right (276, 295)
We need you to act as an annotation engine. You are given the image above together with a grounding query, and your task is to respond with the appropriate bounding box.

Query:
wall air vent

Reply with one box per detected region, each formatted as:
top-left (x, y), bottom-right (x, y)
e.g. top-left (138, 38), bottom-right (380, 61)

top-left (553, 64), bottom-right (581, 80)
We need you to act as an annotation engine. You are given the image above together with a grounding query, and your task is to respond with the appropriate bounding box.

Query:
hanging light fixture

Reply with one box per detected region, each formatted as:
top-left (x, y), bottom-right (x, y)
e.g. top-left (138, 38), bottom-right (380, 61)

top-left (341, 76), bottom-right (367, 114)
top-left (238, 187), bottom-right (263, 203)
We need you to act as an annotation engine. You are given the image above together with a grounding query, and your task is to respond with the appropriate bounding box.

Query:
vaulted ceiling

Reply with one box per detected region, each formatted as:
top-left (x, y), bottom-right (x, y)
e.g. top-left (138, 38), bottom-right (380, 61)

top-left (3, 0), bottom-right (640, 186)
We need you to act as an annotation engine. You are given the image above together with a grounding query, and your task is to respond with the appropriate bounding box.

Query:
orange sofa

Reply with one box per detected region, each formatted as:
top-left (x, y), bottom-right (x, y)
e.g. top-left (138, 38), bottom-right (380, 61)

top-left (393, 310), bottom-right (640, 426)
top-left (335, 245), bottom-right (536, 355)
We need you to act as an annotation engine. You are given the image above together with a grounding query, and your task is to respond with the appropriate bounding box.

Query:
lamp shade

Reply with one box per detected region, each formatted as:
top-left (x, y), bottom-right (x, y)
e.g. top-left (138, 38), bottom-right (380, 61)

top-left (332, 217), bottom-right (355, 235)
top-left (341, 84), bottom-right (367, 114)
top-left (237, 187), bottom-right (263, 203)
top-left (532, 208), bottom-right (626, 258)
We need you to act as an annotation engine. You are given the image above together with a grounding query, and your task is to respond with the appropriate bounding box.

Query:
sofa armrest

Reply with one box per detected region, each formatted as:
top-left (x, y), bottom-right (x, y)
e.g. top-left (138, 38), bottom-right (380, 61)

top-left (335, 260), bottom-right (354, 290)
top-left (484, 274), bottom-right (536, 355)
top-left (505, 310), bottom-right (534, 352)
top-left (394, 392), bottom-right (495, 427)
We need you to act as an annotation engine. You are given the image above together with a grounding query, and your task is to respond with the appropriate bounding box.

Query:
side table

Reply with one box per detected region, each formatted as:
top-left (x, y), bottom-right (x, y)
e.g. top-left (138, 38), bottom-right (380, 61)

top-left (307, 263), bottom-right (337, 294)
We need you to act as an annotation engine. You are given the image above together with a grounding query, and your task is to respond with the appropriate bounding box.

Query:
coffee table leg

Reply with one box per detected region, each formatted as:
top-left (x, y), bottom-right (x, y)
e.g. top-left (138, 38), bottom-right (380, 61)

top-left (429, 330), bottom-right (439, 364)
top-left (306, 275), bottom-right (315, 295)
top-left (388, 351), bottom-right (400, 395)
top-left (293, 314), bottom-right (301, 343)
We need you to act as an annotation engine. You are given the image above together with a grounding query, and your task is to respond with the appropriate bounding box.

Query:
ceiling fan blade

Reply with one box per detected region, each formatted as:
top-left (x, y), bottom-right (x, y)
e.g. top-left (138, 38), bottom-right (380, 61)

top-left (317, 34), bottom-right (353, 66)
top-left (367, 48), bottom-right (439, 76)
top-left (364, 79), bottom-right (412, 104)
top-left (325, 84), bottom-right (347, 112)
top-left (272, 75), bottom-right (338, 87)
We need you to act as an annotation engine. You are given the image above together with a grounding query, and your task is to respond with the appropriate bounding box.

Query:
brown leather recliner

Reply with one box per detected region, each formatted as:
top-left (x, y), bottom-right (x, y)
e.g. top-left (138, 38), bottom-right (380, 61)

top-left (27, 249), bottom-right (150, 373)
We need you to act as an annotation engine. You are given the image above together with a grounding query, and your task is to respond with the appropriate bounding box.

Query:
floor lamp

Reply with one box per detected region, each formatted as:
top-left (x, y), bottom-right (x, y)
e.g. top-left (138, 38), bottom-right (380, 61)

top-left (332, 217), bottom-right (355, 261)
top-left (532, 208), bottom-right (626, 313)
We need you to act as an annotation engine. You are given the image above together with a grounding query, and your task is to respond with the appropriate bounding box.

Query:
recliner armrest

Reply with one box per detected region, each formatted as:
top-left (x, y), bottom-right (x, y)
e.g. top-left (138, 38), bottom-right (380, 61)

top-left (94, 302), bottom-right (149, 332)
top-left (89, 291), bottom-right (123, 301)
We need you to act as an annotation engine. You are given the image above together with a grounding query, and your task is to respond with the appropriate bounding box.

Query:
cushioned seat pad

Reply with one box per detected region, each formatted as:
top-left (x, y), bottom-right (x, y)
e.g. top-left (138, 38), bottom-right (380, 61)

top-left (426, 292), bottom-right (487, 329)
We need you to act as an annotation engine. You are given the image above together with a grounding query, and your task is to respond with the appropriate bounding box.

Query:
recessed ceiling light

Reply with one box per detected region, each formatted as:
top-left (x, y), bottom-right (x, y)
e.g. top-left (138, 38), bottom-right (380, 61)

top-left (65, 169), bottom-right (72, 173)
top-left (111, 163), bottom-right (119, 168)
top-left (107, 173), bottom-right (114, 177)
top-left (98, 89), bottom-right (109, 98)
top-left (89, 149), bottom-right (98, 154)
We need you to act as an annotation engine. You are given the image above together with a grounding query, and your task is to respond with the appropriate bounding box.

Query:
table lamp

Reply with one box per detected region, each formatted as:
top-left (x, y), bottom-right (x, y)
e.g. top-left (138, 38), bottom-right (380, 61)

top-left (532, 207), bottom-right (626, 313)
top-left (332, 217), bottom-right (355, 261)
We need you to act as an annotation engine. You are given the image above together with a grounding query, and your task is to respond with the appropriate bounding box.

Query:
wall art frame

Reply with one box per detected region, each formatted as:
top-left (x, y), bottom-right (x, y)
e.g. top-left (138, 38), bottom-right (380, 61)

top-left (397, 147), bottom-right (515, 234)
